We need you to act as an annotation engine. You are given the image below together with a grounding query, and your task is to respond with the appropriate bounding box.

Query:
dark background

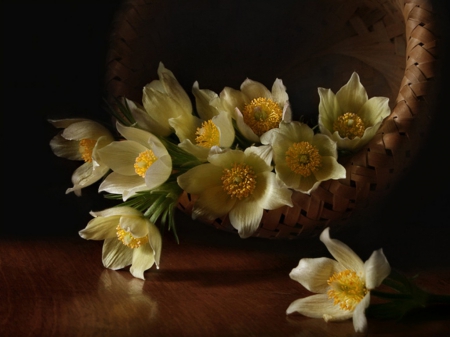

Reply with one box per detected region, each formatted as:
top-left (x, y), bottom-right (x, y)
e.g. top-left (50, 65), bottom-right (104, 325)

top-left (2, 0), bottom-right (450, 238)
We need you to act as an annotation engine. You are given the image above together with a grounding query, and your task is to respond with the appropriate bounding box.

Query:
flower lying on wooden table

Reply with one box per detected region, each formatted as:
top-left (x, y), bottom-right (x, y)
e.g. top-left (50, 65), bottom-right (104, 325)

top-left (286, 227), bottom-right (450, 333)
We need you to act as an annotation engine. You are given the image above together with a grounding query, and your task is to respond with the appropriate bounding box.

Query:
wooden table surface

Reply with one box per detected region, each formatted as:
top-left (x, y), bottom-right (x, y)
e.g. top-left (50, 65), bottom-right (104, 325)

top-left (2, 211), bottom-right (449, 337)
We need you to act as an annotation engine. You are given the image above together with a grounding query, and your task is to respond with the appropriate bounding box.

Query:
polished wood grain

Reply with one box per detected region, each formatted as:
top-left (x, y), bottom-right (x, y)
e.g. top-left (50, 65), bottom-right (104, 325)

top-left (2, 213), bottom-right (449, 337)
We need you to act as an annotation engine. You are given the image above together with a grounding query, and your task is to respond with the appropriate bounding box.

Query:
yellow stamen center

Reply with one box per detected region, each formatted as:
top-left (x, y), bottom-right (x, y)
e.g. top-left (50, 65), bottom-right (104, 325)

top-left (79, 139), bottom-right (97, 163)
top-left (242, 97), bottom-right (283, 136)
top-left (134, 150), bottom-right (158, 178)
top-left (285, 142), bottom-right (322, 177)
top-left (116, 225), bottom-right (149, 249)
top-left (221, 163), bottom-right (257, 199)
top-left (195, 120), bottom-right (220, 148)
top-left (327, 269), bottom-right (368, 311)
top-left (333, 112), bottom-right (365, 139)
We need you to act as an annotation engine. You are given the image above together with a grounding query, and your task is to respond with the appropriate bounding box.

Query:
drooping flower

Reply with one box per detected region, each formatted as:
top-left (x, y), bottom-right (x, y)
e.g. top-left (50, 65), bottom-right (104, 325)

top-left (286, 227), bottom-right (391, 333)
top-left (79, 206), bottom-right (162, 280)
top-left (218, 78), bottom-right (292, 143)
top-left (126, 62), bottom-right (193, 137)
top-left (177, 147), bottom-right (293, 238)
top-left (98, 122), bottom-right (172, 201)
top-left (260, 121), bottom-right (346, 194)
top-left (318, 72), bottom-right (391, 153)
top-left (49, 118), bottom-right (114, 196)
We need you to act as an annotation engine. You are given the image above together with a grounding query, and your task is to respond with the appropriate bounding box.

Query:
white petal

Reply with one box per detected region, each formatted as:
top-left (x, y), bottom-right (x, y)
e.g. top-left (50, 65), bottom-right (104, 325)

top-left (320, 228), bottom-right (364, 272)
top-left (102, 238), bottom-right (133, 270)
top-left (49, 134), bottom-right (82, 160)
top-left (244, 145), bottom-right (273, 167)
top-left (313, 156), bottom-right (347, 183)
top-left (192, 81), bottom-right (220, 120)
top-left (119, 215), bottom-right (149, 238)
top-left (335, 72), bottom-right (368, 114)
top-left (358, 96), bottom-right (391, 125)
top-left (144, 155), bottom-right (172, 190)
top-left (271, 78), bottom-right (289, 105)
top-left (286, 294), bottom-right (352, 321)
top-left (176, 164), bottom-right (223, 195)
top-left (219, 86), bottom-right (247, 114)
top-left (78, 216), bottom-right (118, 240)
top-left (318, 88), bottom-right (342, 133)
top-left (178, 139), bottom-right (210, 162)
top-left (213, 111), bottom-right (235, 147)
top-left (364, 249), bottom-right (391, 289)
top-left (193, 185), bottom-right (235, 220)
top-left (147, 221), bottom-right (162, 268)
top-left (130, 243), bottom-right (155, 280)
top-left (228, 200), bottom-right (263, 238)
top-left (62, 120), bottom-right (112, 141)
top-left (98, 140), bottom-right (143, 176)
top-left (352, 293), bottom-right (370, 333)
top-left (289, 257), bottom-right (342, 293)
top-left (256, 172), bottom-right (293, 209)
top-left (233, 108), bottom-right (260, 143)
top-left (98, 172), bottom-right (147, 200)
top-left (168, 114), bottom-right (202, 143)
top-left (157, 62), bottom-right (192, 115)
top-left (240, 78), bottom-right (271, 99)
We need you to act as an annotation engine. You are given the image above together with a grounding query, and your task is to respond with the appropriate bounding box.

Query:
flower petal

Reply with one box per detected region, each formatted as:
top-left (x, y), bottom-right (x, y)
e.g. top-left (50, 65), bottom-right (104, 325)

top-left (352, 293), bottom-right (370, 333)
top-left (313, 156), bottom-right (346, 183)
top-left (192, 81), bottom-right (220, 120)
top-left (271, 78), bottom-right (289, 105)
top-left (320, 228), bottom-right (364, 273)
top-left (98, 172), bottom-right (148, 201)
top-left (193, 185), bottom-right (235, 220)
top-left (147, 221), bottom-right (162, 268)
top-left (335, 72), bottom-right (368, 114)
top-left (228, 200), bottom-right (263, 238)
top-left (130, 243), bottom-right (155, 280)
top-left (49, 134), bottom-right (83, 160)
top-left (102, 238), bottom-right (133, 270)
top-left (98, 140), bottom-right (144, 176)
top-left (240, 78), bottom-right (271, 99)
top-left (286, 293), bottom-right (352, 321)
top-left (177, 164), bottom-right (223, 195)
top-left (364, 249), bottom-right (391, 289)
top-left (289, 257), bottom-right (343, 293)
top-left (318, 88), bottom-right (342, 132)
top-left (358, 96), bottom-right (390, 125)
top-left (78, 216), bottom-right (119, 240)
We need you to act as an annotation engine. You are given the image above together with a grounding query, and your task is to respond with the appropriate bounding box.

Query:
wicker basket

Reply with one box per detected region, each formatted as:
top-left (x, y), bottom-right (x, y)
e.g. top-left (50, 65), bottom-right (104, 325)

top-left (105, 0), bottom-right (443, 239)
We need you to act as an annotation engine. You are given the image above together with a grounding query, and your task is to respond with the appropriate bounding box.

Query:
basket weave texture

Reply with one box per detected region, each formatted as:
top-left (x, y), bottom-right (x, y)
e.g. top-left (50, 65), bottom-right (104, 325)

top-left (105, 0), bottom-right (442, 239)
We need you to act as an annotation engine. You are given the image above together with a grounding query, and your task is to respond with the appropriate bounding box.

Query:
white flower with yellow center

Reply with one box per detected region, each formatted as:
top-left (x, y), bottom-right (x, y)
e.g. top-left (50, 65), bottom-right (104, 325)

top-left (79, 206), bottom-right (162, 280)
top-left (177, 147), bottom-right (293, 238)
top-left (219, 78), bottom-right (292, 143)
top-left (169, 81), bottom-right (235, 161)
top-left (49, 118), bottom-right (114, 196)
top-left (318, 72), bottom-right (391, 153)
top-left (126, 62), bottom-right (195, 137)
top-left (260, 121), bottom-right (346, 194)
top-left (98, 122), bottom-right (172, 201)
top-left (287, 227), bottom-right (391, 333)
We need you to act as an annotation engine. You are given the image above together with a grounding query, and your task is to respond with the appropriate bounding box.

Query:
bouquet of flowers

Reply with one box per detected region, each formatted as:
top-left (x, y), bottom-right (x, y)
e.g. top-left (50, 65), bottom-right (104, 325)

top-left (49, 63), bottom-right (391, 279)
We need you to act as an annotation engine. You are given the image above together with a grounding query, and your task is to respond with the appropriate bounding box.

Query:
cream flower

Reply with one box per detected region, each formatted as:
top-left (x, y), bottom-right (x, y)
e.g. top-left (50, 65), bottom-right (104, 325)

top-left (169, 82), bottom-right (235, 161)
top-left (318, 72), bottom-right (391, 153)
top-left (219, 78), bottom-right (292, 143)
top-left (49, 118), bottom-right (114, 196)
top-left (79, 206), bottom-right (162, 280)
top-left (127, 62), bottom-right (193, 137)
top-left (98, 122), bottom-right (172, 201)
top-left (177, 147), bottom-right (293, 238)
top-left (260, 121), bottom-right (346, 194)
top-left (286, 227), bottom-right (391, 333)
